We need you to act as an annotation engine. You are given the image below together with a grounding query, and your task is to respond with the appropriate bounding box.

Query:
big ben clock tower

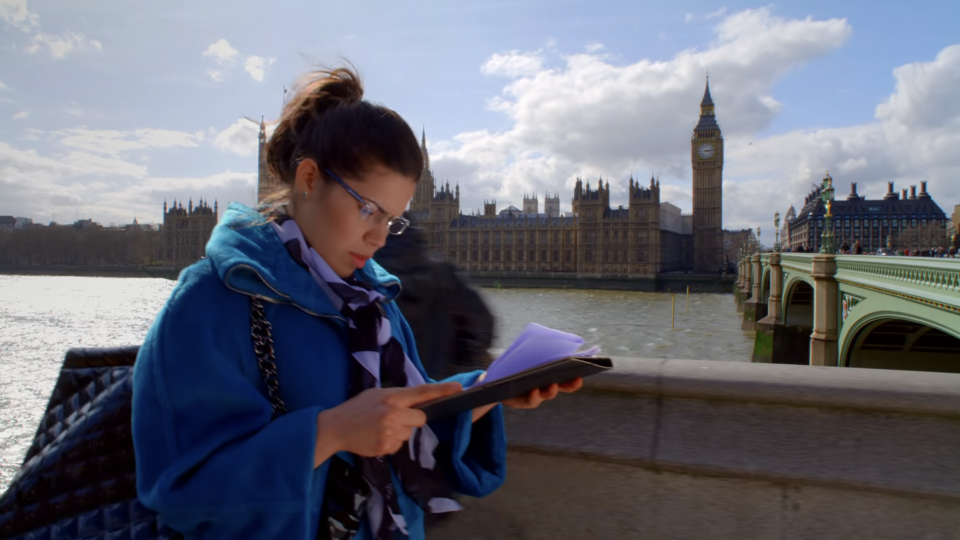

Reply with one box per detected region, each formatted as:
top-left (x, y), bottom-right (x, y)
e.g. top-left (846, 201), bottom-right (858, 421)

top-left (691, 77), bottom-right (724, 273)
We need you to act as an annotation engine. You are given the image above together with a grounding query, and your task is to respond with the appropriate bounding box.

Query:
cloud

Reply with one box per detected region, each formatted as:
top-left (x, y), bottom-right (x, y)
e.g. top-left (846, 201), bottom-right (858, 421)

top-left (481, 50), bottom-right (545, 78)
top-left (0, 0), bottom-right (38, 31)
top-left (202, 38), bottom-right (240, 82)
top-left (705, 7), bottom-right (727, 19)
top-left (0, 139), bottom-right (257, 225)
top-left (213, 118), bottom-right (277, 156)
top-left (214, 119), bottom-right (258, 157)
top-left (686, 7), bottom-right (728, 23)
top-left (244, 55), bottom-right (275, 82)
top-left (585, 43), bottom-right (604, 53)
top-left (202, 38), bottom-right (240, 65)
top-left (202, 39), bottom-right (273, 83)
top-left (26, 31), bottom-right (102, 58)
top-left (721, 43), bottom-right (960, 230)
top-left (11, 110), bottom-right (28, 120)
top-left (2, 0), bottom-right (100, 58)
top-left (21, 128), bottom-right (43, 141)
top-left (53, 128), bottom-right (203, 157)
top-left (0, 79), bottom-right (11, 91)
top-left (425, 7), bottom-right (876, 229)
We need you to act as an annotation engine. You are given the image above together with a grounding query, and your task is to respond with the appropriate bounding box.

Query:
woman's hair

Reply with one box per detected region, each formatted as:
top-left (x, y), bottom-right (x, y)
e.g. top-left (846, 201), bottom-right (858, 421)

top-left (263, 65), bottom-right (423, 205)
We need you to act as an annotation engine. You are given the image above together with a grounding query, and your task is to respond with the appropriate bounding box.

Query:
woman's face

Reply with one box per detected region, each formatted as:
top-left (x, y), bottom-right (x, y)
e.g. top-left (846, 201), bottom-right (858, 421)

top-left (292, 159), bottom-right (416, 278)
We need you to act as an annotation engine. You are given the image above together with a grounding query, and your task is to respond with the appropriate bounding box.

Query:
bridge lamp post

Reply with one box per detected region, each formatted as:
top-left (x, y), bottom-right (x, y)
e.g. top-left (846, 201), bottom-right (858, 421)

top-left (757, 227), bottom-right (762, 254)
top-left (819, 178), bottom-right (836, 255)
top-left (774, 211), bottom-right (781, 253)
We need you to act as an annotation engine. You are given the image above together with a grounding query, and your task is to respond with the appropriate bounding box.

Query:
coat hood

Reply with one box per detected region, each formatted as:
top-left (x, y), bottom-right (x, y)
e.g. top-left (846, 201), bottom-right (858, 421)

top-left (205, 203), bottom-right (402, 316)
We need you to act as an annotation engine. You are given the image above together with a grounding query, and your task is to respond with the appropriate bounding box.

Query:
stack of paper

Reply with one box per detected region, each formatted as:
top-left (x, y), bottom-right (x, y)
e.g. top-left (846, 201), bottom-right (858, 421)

top-left (472, 323), bottom-right (600, 388)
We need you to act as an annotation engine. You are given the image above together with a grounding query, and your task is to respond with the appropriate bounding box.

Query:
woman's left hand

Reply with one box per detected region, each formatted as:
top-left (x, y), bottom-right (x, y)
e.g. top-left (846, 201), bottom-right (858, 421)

top-left (471, 378), bottom-right (583, 422)
top-left (502, 378), bottom-right (583, 409)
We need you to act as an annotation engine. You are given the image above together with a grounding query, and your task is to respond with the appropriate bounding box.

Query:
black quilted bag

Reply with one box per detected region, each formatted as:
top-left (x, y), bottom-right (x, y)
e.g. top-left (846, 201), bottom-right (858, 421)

top-left (0, 299), bottom-right (284, 540)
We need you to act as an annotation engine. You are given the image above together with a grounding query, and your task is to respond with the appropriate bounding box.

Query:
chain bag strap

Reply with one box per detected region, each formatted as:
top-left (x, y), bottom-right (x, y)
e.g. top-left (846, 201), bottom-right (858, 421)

top-left (247, 297), bottom-right (369, 540)
top-left (250, 297), bottom-right (288, 416)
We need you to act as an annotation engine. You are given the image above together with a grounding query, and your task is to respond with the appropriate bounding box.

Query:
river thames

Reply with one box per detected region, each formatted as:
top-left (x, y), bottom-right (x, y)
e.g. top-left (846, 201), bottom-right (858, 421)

top-left (0, 274), bottom-right (754, 491)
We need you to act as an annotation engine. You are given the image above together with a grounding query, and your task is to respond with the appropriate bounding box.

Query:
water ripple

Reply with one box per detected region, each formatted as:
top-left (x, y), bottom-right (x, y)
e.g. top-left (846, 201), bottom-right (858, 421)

top-left (0, 277), bottom-right (753, 493)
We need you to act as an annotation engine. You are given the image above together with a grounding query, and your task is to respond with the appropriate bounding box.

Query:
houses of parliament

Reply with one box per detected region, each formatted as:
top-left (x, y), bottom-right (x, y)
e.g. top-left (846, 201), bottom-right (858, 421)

top-left (258, 79), bottom-right (726, 276)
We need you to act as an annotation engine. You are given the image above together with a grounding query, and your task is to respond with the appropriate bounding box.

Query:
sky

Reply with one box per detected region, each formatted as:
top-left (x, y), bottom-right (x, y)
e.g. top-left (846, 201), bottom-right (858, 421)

top-left (0, 0), bottom-right (958, 232)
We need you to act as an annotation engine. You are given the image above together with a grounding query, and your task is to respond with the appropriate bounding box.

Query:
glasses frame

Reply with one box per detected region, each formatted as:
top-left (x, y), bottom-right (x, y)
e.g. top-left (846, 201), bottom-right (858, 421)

top-left (323, 168), bottom-right (410, 235)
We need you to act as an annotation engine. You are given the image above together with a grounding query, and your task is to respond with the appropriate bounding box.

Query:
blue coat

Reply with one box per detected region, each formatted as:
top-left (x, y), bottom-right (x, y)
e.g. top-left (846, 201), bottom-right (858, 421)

top-left (132, 204), bottom-right (507, 539)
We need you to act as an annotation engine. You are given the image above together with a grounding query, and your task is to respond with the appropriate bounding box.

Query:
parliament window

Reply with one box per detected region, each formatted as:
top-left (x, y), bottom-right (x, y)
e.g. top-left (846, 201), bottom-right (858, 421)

top-left (566, 231), bottom-right (572, 243)
top-left (541, 250), bottom-right (547, 261)
top-left (529, 250), bottom-right (535, 261)
top-left (507, 251), bottom-right (513, 262)
top-left (553, 250), bottom-right (560, 262)
top-left (565, 250), bottom-right (572, 262)
top-left (586, 250), bottom-right (594, 262)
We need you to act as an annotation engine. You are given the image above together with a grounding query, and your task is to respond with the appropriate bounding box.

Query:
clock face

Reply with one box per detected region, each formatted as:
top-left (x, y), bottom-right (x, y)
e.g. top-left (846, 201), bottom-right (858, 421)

top-left (698, 143), bottom-right (715, 159)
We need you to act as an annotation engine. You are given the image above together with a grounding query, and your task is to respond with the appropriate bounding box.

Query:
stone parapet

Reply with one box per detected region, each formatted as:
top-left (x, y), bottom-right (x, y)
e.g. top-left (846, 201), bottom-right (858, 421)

top-left (431, 357), bottom-right (960, 540)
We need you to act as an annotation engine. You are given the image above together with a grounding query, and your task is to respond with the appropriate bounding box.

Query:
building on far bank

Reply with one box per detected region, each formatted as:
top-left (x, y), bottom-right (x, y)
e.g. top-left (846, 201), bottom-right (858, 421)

top-left (400, 79), bottom-right (725, 277)
top-left (953, 204), bottom-right (959, 237)
top-left (255, 78), bottom-right (730, 276)
top-left (787, 173), bottom-right (948, 253)
top-left (0, 216), bottom-right (34, 232)
top-left (723, 229), bottom-right (757, 270)
top-left (161, 198), bottom-right (218, 269)
top-left (780, 206), bottom-right (796, 251)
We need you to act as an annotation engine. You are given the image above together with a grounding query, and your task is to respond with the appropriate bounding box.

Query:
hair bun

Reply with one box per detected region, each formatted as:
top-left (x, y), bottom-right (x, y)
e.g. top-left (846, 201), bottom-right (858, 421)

top-left (263, 64), bottom-right (422, 205)
top-left (313, 67), bottom-right (364, 105)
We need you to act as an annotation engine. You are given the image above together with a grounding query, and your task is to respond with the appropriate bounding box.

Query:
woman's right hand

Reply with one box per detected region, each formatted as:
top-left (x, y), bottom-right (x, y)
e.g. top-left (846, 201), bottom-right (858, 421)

top-left (314, 382), bottom-right (462, 467)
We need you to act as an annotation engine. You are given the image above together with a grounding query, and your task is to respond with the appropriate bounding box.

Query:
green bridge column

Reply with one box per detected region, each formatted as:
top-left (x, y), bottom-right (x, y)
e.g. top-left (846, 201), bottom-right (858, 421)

top-left (742, 254), bottom-right (765, 330)
top-left (737, 257), bottom-right (752, 314)
top-left (810, 254), bottom-right (839, 366)
top-left (733, 259), bottom-right (747, 313)
top-left (753, 253), bottom-right (811, 364)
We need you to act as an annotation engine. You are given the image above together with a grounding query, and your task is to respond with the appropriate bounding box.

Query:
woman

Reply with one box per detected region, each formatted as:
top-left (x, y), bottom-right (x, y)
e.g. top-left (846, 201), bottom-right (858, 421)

top-left (132, 67), bottom-right (580, 540)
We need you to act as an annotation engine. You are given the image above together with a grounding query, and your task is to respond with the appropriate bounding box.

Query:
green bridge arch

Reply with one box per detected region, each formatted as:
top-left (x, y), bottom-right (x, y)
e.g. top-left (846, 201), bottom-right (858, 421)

top-left (839, 300), bottom-right (960, 373)
top-left (781, 273), bottom-right (816, 326)
top-left (738, 253), bottom-right (960, 372)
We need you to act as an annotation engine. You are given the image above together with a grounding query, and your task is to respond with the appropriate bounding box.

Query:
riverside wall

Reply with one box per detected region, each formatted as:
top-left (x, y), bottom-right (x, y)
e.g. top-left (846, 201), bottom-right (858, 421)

top-left (431, 357), bottom-right (960, 540)
top-left (0, 265), bottom-right (180, 280)
top-left (464, 273), bottom-right (736, 293)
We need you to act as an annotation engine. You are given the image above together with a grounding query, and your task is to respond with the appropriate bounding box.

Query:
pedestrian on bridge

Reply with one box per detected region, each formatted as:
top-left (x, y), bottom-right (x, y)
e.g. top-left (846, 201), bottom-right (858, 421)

top-left (131, 66), bottom-right (581, 540)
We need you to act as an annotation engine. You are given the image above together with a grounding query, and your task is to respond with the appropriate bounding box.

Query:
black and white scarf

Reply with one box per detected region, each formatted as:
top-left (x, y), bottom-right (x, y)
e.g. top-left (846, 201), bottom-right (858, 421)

top-left (272, 215), bottom-right (460, 540)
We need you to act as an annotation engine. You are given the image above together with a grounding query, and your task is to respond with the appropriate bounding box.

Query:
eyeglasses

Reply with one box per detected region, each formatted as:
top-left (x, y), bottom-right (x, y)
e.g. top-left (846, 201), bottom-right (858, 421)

top-left (324, 168), bottom-right (410, 235)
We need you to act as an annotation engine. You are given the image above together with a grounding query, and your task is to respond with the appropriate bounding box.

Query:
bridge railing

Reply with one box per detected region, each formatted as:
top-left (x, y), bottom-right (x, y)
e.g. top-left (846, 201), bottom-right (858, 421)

top-left (835, 255), bottom-right (960, 313)
top-left (432, 356), bottom-right (960, 540)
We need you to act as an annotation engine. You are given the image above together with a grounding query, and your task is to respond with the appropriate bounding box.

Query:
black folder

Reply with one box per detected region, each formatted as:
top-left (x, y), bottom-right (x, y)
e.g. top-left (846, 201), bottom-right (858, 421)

top-left (415, 356), bottom-right (613, 422)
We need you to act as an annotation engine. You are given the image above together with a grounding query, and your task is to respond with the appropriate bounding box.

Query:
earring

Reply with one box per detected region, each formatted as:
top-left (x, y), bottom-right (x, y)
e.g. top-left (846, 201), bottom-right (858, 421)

top-left (302, 191), bottom-right (308, 199)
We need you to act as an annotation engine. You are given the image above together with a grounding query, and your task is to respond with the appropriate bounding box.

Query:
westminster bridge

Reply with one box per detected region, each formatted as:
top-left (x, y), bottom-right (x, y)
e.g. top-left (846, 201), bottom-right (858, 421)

top-left (430, 254), bottom-right (960, 539)
top-left (735, 252), bottom-right (960, 372)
